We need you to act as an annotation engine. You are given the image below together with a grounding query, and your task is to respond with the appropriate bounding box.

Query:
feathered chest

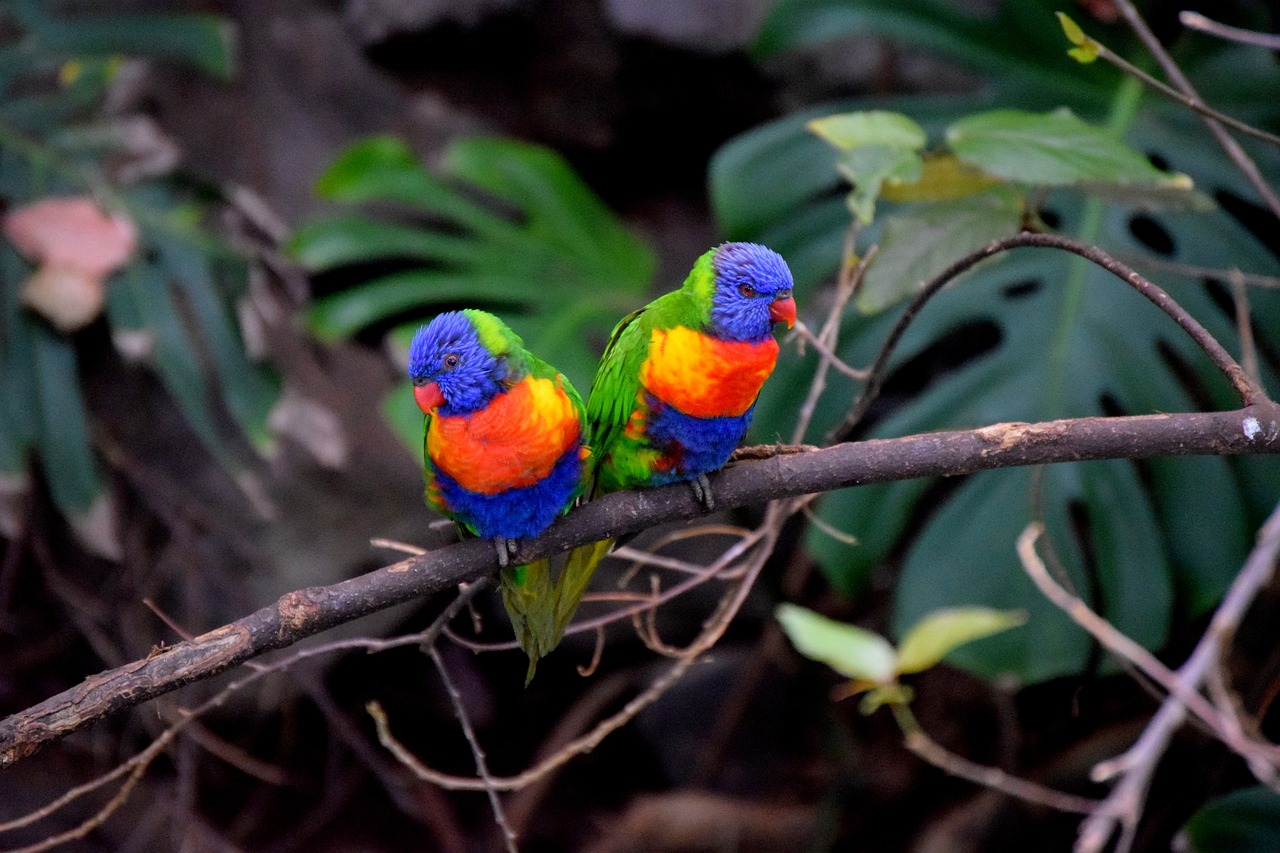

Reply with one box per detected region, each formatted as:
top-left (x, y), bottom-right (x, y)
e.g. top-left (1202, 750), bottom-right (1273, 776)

top-left (427, 376), bottom-right (582, 495)
top-left (640, 326), bottom-right (779, 418)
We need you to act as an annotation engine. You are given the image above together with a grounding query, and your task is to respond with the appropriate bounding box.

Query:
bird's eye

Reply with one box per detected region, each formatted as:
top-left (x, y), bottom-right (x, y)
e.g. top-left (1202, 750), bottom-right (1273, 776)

top-left (738, 283), bottom-right (756, 297)
top-left (443, 354), bottom-right (460, 369)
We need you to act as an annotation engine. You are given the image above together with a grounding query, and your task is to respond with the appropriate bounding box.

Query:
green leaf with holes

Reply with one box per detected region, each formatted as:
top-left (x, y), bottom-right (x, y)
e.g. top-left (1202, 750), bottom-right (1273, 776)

top-left (714, 87), bottom-right (1280, 682)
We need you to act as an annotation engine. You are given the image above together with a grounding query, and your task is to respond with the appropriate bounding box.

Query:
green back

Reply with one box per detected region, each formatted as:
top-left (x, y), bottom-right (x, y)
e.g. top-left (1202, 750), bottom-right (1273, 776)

top-left (585, 248), bottom-right (717, 494)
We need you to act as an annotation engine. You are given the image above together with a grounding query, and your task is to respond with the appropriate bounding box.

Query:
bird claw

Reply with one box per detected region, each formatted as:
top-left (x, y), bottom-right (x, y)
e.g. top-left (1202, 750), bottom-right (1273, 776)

top-left (494, 537), bottom-right (518, 568)
top-left (689, 473), bottom-right (715, 512)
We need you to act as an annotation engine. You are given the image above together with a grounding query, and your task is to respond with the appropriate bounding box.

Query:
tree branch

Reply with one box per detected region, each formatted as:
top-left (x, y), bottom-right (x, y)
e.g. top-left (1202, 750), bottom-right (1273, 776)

top-left (2, 401), bottom-right (1278, 766)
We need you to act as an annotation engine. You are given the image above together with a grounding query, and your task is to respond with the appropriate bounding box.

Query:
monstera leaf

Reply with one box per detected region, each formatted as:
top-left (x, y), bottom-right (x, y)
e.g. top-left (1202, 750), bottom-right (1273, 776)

top-left (290, 135), bottom-right (655, 447)
top-left (713, 92), bottom-right (1280, 681)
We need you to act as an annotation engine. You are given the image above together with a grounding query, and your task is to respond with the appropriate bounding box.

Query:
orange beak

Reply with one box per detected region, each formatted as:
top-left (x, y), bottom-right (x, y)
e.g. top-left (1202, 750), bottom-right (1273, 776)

top-left (414, 381), bottom-right (445, 413)
top-left (770, 295), bottom-right (797, 329)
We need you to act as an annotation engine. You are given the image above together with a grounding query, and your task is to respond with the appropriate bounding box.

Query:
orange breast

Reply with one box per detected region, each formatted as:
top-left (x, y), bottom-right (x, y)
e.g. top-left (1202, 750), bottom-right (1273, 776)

top-left (641, 326), bottom-right (779, 418)
top-left (427, 376), bottom-right (581, 495)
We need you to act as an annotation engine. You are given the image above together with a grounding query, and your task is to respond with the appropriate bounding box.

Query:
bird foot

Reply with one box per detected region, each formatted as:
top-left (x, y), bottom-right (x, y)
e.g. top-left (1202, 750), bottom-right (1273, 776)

top-left (494, 537), bottom-right (519, 568)
top-left (689, 473), bottom-right (715, 512)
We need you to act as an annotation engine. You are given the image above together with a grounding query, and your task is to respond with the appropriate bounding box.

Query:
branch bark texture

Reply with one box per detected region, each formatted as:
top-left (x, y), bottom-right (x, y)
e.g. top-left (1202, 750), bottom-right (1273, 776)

top-left (3, 403), bottom-right (1279, 767)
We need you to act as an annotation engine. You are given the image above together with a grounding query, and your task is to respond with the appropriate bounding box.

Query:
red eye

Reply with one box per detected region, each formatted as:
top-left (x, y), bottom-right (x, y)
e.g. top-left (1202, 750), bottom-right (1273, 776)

top-left (739, 283), bottom-right (756, 297)
top-left (444, 354), bottom-right (459, 369)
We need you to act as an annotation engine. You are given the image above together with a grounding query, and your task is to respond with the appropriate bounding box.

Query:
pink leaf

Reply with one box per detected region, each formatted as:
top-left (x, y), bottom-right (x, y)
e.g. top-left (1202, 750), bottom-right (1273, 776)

top-left (4, 196), bottom-right (137, 277)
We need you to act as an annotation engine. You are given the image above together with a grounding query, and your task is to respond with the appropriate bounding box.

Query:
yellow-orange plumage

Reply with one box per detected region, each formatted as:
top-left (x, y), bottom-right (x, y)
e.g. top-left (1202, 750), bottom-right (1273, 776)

top-left (641, 326), bottom-right (779, 419)
top-left (427, 376), bottom-right (582, 495)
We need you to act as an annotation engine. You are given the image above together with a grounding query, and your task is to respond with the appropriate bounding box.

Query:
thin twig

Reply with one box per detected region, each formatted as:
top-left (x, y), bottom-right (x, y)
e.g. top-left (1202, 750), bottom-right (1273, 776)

top-left (829, 231), bottom-right (1261, 443)
top-left (1230, 270), bottom-right (1262, 392)
top-left (577, 626), bottom-right (605, 677)
top-left (889, 703), bottom-right (1099, 815)
top-left (1074, 500), bottom-right (1280, 853)
top-left (428, 647), bottom-right (517, 853)
top-left (2, 759), bottom-right (152, 853)
top-left (370, 538), bottom-right (429, 556)
top-left (801, 502), bottom-right (859, 546)
top-left (1083, 37), bottom-right (1280, 147)
top-left (610, 546), bottom-right (723, 577)
top-left (791, 321), bottom-right (869, 382)
top-left (1180, 11), bottom-right (1280, 51)
top-left (0, 581), bottom-right (491, 839)
top-left (1017, 522), bottom-right (1279, 769)
top-left (375, 495), bottom-right (794, 793)
top-left (445, 528), bottom-right (767, 654)
top-left (1113, 251), bottom-right (1280, 289)
top-left (793, 240), bottom-right (874, 446)
top-left (1113, 0), bottom-right (1280, 221)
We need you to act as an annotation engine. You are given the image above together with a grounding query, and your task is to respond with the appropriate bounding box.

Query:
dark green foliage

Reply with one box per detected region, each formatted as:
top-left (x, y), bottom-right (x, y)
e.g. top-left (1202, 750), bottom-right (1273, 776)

top-left (714, 0), bottom-right (1280, 680)
top-left (290, 135), bottom-right (655, 449)
top-left (1182, 787), bottom-right (1280, 853)
top-left (0, 3), bottom-right (274, 525)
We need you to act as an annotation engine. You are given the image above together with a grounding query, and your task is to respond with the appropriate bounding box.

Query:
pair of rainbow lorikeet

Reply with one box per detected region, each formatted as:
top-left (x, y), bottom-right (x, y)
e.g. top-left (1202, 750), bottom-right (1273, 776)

top-left (407, 243), bottom-right (796, 681)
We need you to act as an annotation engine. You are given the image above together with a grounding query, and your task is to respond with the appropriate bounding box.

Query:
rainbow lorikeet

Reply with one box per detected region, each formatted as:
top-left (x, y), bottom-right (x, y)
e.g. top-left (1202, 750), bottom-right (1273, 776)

top-left (587, 241), bottom-right (796, 503)
top-left (549, 242), bottom-right (796, 638)
top-left (408, 309), bottom-right (590, 681)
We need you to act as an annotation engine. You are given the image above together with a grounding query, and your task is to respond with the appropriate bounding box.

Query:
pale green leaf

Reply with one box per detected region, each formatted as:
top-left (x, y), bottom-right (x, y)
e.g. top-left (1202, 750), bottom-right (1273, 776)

top-left (1055, 11), bottom-right (1088, 46)
top-left (896, 606), bottom-right (1028, 674)
top-left (776, 603), bottom-right (897, 683)
top-left (808, 111), bottom-right (926, 151)
top-left (946, 108), bottom-right (1170, 186)
top-left (836, 144), bottom-right (924, 224)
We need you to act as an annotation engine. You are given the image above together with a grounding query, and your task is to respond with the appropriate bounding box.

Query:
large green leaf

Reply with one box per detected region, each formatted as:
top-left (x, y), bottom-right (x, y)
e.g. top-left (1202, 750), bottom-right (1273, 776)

top-left (0, 1), bottom-right (271, 546)
top-left (292, 136), bottom-right (655, 441)
top-left (946, 108), bottom-right (1175, 186)
top-left (147, 225), bottom-right (277, 451)
top-left (755, 0), bottom-right (1123, 109)
top-left (1181, 787), bottom-right (1280, 853)
top-left (714, 94), bottom-right (1280, 680)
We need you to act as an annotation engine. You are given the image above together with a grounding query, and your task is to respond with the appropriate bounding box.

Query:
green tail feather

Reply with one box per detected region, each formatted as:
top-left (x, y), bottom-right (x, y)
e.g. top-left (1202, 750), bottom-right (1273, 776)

top-left (500, 539), bottom-right (614, 684)
top-left (499, 558), bottom-right (558, 685)
top-left (552, 539), bottom-right (614, 641)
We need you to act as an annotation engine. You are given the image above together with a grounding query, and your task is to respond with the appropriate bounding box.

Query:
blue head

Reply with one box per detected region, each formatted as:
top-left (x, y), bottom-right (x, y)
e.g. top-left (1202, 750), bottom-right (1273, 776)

top-left (407, 310), bottom-right (524, 416)
top-left (703, 243), bottom-right (796, 342)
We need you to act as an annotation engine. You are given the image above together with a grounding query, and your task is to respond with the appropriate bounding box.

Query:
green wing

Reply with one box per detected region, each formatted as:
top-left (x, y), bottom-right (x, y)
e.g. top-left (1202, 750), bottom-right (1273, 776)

top-left (584, 305), bottom-right (648, 488)
top-left (586, 290), bottom-right (703, 495)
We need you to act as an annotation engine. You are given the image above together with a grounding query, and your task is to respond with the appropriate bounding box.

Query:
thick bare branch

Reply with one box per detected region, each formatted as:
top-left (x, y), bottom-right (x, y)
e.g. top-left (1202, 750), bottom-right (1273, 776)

top-left (2, 402), bottom-right (1279, 766)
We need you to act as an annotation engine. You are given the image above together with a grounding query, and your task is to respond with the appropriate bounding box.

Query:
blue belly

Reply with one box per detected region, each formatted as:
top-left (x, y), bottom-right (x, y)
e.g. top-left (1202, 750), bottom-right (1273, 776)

top-left (431, 444), bottom-right (584, 540)
top-left (644, 395), bottom-right (753, 485)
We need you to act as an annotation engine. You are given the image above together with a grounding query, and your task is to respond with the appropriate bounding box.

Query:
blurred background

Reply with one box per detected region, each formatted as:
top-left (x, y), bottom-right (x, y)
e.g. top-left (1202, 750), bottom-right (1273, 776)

top-left (2, 0), bottom-right (1280, 850)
